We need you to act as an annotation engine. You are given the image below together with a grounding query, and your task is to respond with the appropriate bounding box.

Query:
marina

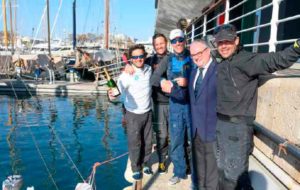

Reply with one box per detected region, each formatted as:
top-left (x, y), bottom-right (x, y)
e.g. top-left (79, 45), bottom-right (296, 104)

top-left (1, 0), bottom-right (300, 189)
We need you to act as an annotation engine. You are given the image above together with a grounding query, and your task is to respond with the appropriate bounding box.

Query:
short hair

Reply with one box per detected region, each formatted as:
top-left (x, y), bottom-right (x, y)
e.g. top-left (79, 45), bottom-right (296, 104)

top-left (191, 39), bottom-right (208, 48)
top-left (152, 33), bottom-right (167, 45)
top-left (129, 44), bottom-right (146, 57)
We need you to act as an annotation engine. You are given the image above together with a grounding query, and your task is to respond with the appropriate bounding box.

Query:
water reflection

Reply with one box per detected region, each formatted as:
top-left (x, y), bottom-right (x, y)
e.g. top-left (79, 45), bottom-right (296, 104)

top-left (1, 95), bottom-right (128, 189)
top-left (6, 98), bottom-right (23, 176)
top-left (102, 102), bottom-right (113, 160)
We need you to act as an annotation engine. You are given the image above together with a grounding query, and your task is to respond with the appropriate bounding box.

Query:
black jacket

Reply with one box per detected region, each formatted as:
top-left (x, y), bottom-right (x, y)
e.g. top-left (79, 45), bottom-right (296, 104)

top-left (217, 40), bottom-right (300, 117)
top-left (145, 53), bottom-right (169, 104)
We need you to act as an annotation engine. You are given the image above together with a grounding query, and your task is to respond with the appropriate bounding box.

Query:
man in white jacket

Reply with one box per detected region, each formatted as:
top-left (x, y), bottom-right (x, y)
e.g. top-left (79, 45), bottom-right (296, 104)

top-left (109, 44), bottom-right (152, 181)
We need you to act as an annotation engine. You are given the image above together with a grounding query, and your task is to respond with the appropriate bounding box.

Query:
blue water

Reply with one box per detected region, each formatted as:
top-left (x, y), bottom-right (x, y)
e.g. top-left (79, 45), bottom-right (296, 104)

top-left (0, 95), bottom-right (130, 190)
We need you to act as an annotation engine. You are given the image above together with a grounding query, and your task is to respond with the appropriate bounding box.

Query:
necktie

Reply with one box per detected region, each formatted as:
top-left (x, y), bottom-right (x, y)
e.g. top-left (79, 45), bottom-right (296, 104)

top-left (194, 68), bottom-right (204, 97)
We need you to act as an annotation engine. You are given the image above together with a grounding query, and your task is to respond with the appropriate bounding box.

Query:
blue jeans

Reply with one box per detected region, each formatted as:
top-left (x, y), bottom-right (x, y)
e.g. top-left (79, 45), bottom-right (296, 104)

top-left (169, 102), bottom-right (191, 178)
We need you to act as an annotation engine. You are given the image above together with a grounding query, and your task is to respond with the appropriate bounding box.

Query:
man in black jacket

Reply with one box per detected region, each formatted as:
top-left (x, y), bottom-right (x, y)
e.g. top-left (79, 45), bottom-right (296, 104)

top-left (214, 24), bottom-right (300, 190)
top-left (145, 33), bottom-right (170, 174)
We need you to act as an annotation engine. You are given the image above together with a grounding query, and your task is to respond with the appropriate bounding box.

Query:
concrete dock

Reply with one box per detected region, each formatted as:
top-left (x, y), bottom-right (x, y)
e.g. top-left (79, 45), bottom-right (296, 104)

top-left (123, 149), bottom-right (286, 190)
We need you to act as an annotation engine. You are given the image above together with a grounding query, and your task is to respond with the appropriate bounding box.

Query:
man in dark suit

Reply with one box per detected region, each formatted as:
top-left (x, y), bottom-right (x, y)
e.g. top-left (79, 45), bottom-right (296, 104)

top-left (189, 40), bottom-right (218, 190)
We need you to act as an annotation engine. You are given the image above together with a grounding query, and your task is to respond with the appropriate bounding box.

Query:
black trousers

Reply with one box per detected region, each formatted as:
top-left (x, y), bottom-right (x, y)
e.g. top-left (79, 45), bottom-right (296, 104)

top-left (215, 118), bottom-right (254, 190)
top-left (125, 110), bottom-right (153, 172)
top-left (192, 134), bottom-right (218, 190)
top-left (153, 103), bottom-right (169, 163)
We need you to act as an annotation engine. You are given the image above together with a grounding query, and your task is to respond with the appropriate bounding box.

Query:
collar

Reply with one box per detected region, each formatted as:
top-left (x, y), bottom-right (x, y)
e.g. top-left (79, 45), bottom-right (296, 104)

top-left (199, 58), bottom-right (213, 70)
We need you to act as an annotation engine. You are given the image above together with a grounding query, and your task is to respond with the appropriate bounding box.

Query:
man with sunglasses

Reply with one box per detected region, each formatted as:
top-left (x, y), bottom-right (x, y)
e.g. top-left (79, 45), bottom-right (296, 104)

top-left (214, 24), bottom-right (300, 189)
top-left (109, 44), bottom-right (153, 181)
top-left (151, 29), bottom-right (192, 185)
top-left (123, 33), bottom-right (170, 175)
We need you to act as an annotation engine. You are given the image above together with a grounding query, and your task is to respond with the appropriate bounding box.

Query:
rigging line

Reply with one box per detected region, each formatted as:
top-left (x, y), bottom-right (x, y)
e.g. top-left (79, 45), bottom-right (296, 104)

top-left (5, 59), bottom-right (85, 180)
top-left (82, 0), bottom-right (92, 33)
top-left (3, 54), bottom-right (59, 190)
top-left (97, 151), bottom-right (128, 166)
top-left (8, 61), bottom-right (85, 181)
top-left (51, 0), bottom-right (63, 37)
top-left (47, 124), bottom-right (85, 182)
top-left (27, 126), bottom-right (60, 190)
top-left (30, 0), bottom-right (47, 51)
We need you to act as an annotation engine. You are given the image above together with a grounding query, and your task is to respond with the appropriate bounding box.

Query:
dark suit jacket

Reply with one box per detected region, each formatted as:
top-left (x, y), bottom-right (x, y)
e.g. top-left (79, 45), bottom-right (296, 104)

top-left (189, 60), bottom-right (217, 142)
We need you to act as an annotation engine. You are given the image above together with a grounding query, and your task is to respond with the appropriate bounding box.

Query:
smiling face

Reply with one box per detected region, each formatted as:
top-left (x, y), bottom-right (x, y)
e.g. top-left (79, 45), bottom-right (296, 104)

top-left (130, 49), bottom-right (145, 68)
top-left (171, 37), bottom-right (186, 54)
top-left (216, 37), bottom-right (239, 59)
top-left (153, 36), bottom-right (167, 55)
top-left (190, 41), bottom-right (211, 68)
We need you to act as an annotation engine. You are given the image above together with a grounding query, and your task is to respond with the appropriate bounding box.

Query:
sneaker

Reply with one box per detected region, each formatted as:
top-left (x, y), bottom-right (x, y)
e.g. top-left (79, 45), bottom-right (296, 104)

top-left (186, 166), bottom-right (191, 176)
top-left (158, 163), bottom-right (166, 174)
top-left (132, 171), bottom-right (142, 181)
top-left (143, 167), bottom-right (153, 176)
top-left (168, 176), bottom-right (180, 185)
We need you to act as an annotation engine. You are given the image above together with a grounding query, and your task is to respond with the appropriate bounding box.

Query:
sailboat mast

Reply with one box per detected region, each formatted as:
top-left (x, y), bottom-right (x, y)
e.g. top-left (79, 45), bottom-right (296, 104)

top-left (46, 0), bottom-right (51, 56)
top-left (2, 0), bottom-right (8, 49)
top-left (14, 0), bottom-right (17, 44)
top-left (9, 0), bottom-right (14, 54)
top-left (72, 0), bottom-right (76, 50)
top-left (104, 0), bottom-right (109, 49)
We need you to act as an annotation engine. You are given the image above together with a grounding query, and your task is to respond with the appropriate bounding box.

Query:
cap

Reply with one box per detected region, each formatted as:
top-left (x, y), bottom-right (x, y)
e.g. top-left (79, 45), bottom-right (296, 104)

top-left (169, 29), bottom-right (184, 40)
top-left (214, 24), bottom-right (237, 42)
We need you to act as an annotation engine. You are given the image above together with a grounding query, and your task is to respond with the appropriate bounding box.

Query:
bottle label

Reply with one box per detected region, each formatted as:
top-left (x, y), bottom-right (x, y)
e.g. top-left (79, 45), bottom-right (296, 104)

top-left (111, 87), bottom-right (120, 97)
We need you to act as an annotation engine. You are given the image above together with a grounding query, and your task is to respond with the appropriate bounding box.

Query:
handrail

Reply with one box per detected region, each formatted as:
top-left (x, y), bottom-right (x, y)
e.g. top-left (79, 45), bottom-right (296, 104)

top-left (236, 23), bottom-right (270, 34)
top-left (228, 2), bottom-right (273, 24)
top-left (243, 42), bottom-right (269, 47)
top-left (277, 14), bottom-right (300, 24)
top-left (228, 0), bottom-right (248, 12)
top-left (186, 0), bottom-right (300, 53)
top-left (253, 121), bottom-right (300, 159)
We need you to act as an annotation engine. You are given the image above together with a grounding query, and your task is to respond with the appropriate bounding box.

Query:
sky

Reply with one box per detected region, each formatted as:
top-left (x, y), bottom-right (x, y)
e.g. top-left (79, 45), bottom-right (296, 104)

top-left (0, 0), bottom-right (156, 41)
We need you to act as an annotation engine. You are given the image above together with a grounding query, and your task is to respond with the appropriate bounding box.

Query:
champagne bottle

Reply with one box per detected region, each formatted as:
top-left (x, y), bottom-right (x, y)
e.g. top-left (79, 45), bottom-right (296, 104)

top-left (103, 68), bottom-right (120, 97)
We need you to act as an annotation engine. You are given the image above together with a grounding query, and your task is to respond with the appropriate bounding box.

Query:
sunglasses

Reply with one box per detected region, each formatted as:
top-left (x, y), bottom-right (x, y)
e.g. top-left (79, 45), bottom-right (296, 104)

top-left (170, 37), bottom-right (185, 44)
top-left (131, 55), bottom-right (145, 60)
top-left (213, 24), bottom-right (236, 35)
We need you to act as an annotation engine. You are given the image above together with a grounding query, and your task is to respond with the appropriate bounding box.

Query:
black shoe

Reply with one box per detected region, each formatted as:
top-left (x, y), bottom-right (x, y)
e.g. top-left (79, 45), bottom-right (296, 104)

top-left (158, 162), bottom-right (166, 174)
top-left (186, 166), bottom-right (191, 176)
top-left (143, 167), bottom-right (153, 176)
top-left (132, 171), bottom-right (142, 181)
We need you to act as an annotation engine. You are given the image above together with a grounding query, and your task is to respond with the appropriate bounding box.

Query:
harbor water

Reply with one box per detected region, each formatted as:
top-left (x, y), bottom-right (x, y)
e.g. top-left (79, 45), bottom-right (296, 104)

top-left (0, 95), bottom-right (130, 190)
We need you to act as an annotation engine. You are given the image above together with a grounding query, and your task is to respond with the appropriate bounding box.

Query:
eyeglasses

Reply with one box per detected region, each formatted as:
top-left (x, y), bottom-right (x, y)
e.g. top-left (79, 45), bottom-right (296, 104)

top-left (213, 24), bottom-right (236, 35)
top-left (170, 37), bottom-right (185, 44)
top-left (191, 47), bottom-right (208, 58)
top-left (131, 55), bottom-right (145, 59)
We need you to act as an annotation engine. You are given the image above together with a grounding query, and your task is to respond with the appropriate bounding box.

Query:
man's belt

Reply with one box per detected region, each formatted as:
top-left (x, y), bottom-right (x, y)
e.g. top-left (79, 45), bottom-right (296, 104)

top-left (217, 113), bottom-right (254, 124)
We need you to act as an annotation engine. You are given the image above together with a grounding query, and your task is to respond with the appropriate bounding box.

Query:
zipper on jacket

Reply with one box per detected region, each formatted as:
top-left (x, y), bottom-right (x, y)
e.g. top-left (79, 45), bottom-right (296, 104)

top-left (226, 61), bottom-right (241, 96)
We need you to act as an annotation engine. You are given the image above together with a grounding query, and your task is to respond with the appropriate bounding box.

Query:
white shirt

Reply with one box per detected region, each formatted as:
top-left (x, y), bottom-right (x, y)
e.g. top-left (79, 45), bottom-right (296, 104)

top-left (193, 58), bottom-right (213, 89)
top-left (117, 64), bottom-right (152, 114)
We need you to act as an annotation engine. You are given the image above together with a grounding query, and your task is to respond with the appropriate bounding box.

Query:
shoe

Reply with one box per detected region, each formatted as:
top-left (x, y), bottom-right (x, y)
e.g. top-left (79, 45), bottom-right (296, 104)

top-left (158, 163), bottom-right (166, 174)
top-left (168, 176), bottom-right (180, 185)
top-left (186, 166), bottom-right (191, 176)
top-left (143, 167), bottom-right (153, 176)
top-left (132, 171), bottom-right (142, 181)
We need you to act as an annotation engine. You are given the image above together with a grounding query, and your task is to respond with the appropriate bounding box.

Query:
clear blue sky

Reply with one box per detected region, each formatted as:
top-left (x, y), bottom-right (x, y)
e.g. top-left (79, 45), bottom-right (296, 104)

top-left (0, 0), bottom-right (156, 41)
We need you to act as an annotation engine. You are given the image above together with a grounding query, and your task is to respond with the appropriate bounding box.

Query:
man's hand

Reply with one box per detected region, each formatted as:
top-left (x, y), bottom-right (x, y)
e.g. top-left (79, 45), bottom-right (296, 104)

top-left (173, 77), bottom-right (187, 87)
top-left (107, 89), bottom-right (117, 101)
top-left (123, 64), bottom-right (135, 75)
top-left (161, 80), bottom-right (173, 93)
